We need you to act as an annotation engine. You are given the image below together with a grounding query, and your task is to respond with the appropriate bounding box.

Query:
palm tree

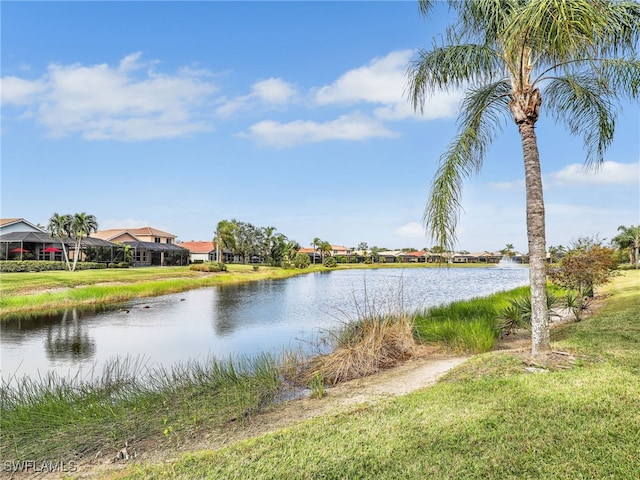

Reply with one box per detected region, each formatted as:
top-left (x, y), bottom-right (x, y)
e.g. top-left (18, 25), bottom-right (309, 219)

top-left (319, 241), bottom-right (332, 264)
top-left (215, 220), bottom-right (237, 263)
top-left (69, 213), bottom-right (98, 271)
top-left (47, 213), bottom-right (72, 270)
top-left (408, 0), bottom-right (640, 355)
top-left (311, 237), bottom-right (321, 264)
top-left (262, 226), bottom-right (277, 264)
top-left (612, 224), bottom-right (640, 268)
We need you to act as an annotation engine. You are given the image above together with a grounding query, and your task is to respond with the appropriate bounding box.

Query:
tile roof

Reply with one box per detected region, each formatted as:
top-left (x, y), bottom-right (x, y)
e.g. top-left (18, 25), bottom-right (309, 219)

top-left (180, 241), bottom-right (216, 254)
top-left (93, 227), bottom-right (177, 241)
top-left (0, 218), bottom-right (22, 227)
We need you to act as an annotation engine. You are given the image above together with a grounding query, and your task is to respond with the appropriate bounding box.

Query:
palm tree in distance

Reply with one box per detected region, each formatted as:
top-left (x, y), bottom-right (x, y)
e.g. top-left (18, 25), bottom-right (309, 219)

top-left (311, 237), bottom-right (321, 264)
top-left (69, 213), bottom-right (99, 271)
top-left (408, 0), bottom-right (640, 355)
top-left (47, 213), bottom-right (72, 271)
top-left (319, 241), bottom-right (332, 264)
top-left (215, 220), bottom-right (237, 263)
top-left (612, 224), bottom-right (640, 268)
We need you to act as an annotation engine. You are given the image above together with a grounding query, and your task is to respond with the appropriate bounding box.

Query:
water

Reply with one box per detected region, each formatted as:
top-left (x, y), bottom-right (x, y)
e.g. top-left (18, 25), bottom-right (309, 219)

top-left (1, 267), bottom-right (528, 382)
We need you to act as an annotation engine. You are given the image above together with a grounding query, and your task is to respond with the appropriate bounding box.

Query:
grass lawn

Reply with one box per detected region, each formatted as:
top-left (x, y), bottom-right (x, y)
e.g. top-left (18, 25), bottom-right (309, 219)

top-left (109, 270), bottom-right (640, 480)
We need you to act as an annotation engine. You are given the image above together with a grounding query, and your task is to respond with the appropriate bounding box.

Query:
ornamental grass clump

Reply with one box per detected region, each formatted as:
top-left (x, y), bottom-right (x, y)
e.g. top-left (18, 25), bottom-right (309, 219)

top-left (304, 314), bottom-right (417, 385)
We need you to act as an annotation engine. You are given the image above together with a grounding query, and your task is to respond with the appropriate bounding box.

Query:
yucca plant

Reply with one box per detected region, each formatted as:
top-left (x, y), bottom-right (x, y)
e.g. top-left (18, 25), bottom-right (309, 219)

top-left (499, 294), bottom-right (559, 337)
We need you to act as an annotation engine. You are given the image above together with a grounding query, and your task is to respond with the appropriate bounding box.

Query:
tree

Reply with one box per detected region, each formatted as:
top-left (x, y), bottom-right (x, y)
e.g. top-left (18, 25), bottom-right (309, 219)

top-left (548, 236), bottom-right (618, 298)
top-left (69, 213), bottom-right (99, 271)
top-left (612, 224), bottom-right (640, 269)
top-left (548, 245), bottom-right (567, 263)
top-left (408, 0), bottom-right (640, 355)
top-left (311, 237), bottom-right (321, 264)
top-left (501, 243), bottom-right (515, 258)
top-left (319, 240), bottom-right (332, 263)
top-left (285, 240), bottom-right (301, 265)
top-left (47, 213), bottom-right (72, 271)
top-left (214, 220), bottom-right (237, 263)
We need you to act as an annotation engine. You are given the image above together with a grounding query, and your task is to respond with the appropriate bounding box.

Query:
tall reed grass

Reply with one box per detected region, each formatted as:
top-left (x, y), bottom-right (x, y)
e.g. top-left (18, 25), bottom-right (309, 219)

top-left (0, 354), bottom-right (282, 463)
top-left (414, 287), bottom-right (532, 353)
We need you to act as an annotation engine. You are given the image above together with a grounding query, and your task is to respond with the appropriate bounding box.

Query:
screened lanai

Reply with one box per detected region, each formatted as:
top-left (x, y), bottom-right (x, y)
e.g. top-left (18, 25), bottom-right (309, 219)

top-left (0, 231), bottom-right (119, 262)
top-left (123, 241), bottom-right (189, 267)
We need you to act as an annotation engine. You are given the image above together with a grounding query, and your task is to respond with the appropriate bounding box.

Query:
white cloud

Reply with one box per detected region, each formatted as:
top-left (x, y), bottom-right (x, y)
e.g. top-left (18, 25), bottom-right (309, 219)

top-left (243, 112), bottom-right (396, 147)
top-left (216, 77), bottom-right (297, 117)
top-left (314, 49), bottom-right (461, 121)
top-left (1, 53), bottom-right (218, 141)
top-left (1, 76), bottom-right (47, 105)
top-left (548, 161), bottom-right (640, 187)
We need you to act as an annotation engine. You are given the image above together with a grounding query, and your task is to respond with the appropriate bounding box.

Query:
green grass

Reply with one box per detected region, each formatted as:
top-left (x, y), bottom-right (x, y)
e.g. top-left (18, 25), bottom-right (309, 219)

top-left (0, 265), bottom-right (328, 318)
top-left (413, 287), bottom-right (530, 353)
top-left (110, 271), bottom-right (640, 480)
top-left (0, 262), bottom-right (517, 319)
top-left (0, 354), bottom-right (283, 463)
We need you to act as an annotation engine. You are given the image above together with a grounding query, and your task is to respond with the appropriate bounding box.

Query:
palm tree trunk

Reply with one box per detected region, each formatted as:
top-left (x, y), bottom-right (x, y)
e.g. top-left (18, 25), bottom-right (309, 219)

top-left (519, 121), bottom-right (551, 355)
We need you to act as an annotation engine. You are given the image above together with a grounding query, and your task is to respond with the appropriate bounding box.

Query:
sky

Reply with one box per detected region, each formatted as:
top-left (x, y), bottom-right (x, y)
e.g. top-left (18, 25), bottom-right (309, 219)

top-left (1, 1), bottom-right (639, 253)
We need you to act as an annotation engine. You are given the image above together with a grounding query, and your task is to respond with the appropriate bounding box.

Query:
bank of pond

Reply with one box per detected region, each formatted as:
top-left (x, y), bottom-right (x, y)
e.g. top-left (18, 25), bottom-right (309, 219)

top-left (1, 266), bottom-right (548, 466)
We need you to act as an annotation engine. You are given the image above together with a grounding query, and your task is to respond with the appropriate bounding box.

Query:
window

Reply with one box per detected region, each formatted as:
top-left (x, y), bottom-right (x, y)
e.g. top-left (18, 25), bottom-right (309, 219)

top-left (134, 251), bottom-right (147, 262)
top-left (154, 237), bottom-right (161, 243)
top-left (166, 238), bottom-right (172, 244)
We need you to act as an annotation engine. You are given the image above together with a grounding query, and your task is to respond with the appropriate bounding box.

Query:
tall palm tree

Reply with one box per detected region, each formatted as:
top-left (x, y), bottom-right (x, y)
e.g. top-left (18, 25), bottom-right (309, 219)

top-left (408, 0), bottom-right (640, 355)
top-left (319, 241), bottom-right (332, 264)
top-left (215, 220), bottom-right (237, 263)
top-left (311, 237), bottom-right (321, 264)
top-left (612, 224), bottom-right (640, 268)
top-left (47, 213), bottom-right (73, 271)
top-left (69, 213), bottom-right (98, 271)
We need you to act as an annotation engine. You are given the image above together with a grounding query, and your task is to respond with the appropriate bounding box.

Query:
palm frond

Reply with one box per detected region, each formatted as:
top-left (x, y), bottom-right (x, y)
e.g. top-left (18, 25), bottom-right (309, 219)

top-left (597, 58), bottom-right (640, 101)
top-left (407, 43), bottom-right (501, 112)
top-left (544, 75), bottom-right (617, 167)
top-left (508, 0), bottom-right (640, 63)
top-left (424, 81), bottom-right (511, 251)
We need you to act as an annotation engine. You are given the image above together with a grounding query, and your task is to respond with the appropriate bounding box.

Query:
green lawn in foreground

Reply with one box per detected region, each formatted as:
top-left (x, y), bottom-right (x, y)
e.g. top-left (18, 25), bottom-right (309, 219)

top-left (111, 270), bottom-right (640, 480)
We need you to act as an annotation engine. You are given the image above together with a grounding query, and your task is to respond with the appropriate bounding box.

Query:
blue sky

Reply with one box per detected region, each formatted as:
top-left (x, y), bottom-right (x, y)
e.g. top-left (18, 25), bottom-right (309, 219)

top-left (2, 1), bottom-right (638, 253)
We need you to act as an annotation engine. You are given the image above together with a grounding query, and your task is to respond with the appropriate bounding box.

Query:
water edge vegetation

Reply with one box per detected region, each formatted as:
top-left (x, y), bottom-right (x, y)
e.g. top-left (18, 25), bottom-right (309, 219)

top-left (0, 262), bottom-right (492, 319)
top-left (1, 270), bottom-right (637, 477)
top-left (111, 269), bottom-right (640, 479)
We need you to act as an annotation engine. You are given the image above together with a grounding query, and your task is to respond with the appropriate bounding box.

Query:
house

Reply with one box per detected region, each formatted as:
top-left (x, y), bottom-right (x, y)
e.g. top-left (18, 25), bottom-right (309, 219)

top-left (330, 245), bottom-right (352, 257)
top-left (0, 217), bottom-right (117, 262)
top-left (93, 227), bottom-right (188, 267)
top-left (299, 247), bottom-right (321, 263)
top-left (378, 250), bottom-right (403, 263)
top-left (0, 218), bottom-right (44, 235)
top-left (403, 251), bottom-right (427, 263)
top-left (180, 241), bottom-right (217, 263)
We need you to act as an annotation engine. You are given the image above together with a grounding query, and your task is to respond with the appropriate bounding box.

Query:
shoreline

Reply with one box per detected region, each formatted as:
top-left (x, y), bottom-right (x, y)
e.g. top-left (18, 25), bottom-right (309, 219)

top-left (0, 262), bottom-right (508, 319)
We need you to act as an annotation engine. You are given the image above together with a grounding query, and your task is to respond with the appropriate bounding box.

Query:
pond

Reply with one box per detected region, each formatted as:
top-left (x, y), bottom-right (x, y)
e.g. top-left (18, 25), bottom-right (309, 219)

top-left (1, 267), bottom-right (529, 383)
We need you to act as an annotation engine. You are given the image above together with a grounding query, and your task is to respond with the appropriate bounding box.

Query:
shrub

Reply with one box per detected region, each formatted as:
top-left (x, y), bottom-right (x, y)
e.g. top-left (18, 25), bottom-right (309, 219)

top-left (0, 261), bottom-right (105, 273)
top-left (498, 293), bottom-right (560, 336)
top-left (548, 236), bottom-right (618, 297)
top-left (293, 253), bottom-right (310, 269)
top-left (189, 262), bottom-right (226, 272)
top-left (323, 257), bottom-right (337, 268)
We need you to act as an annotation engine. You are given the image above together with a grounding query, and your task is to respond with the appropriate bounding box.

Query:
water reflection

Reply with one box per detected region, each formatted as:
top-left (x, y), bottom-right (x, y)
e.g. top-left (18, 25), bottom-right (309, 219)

top-left (45, 309), bottom-right (96, 361)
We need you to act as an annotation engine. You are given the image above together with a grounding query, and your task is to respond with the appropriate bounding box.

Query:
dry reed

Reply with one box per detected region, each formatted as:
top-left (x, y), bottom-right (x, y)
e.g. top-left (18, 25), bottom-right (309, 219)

top-left (303, 314), bottom-right (417, 385)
